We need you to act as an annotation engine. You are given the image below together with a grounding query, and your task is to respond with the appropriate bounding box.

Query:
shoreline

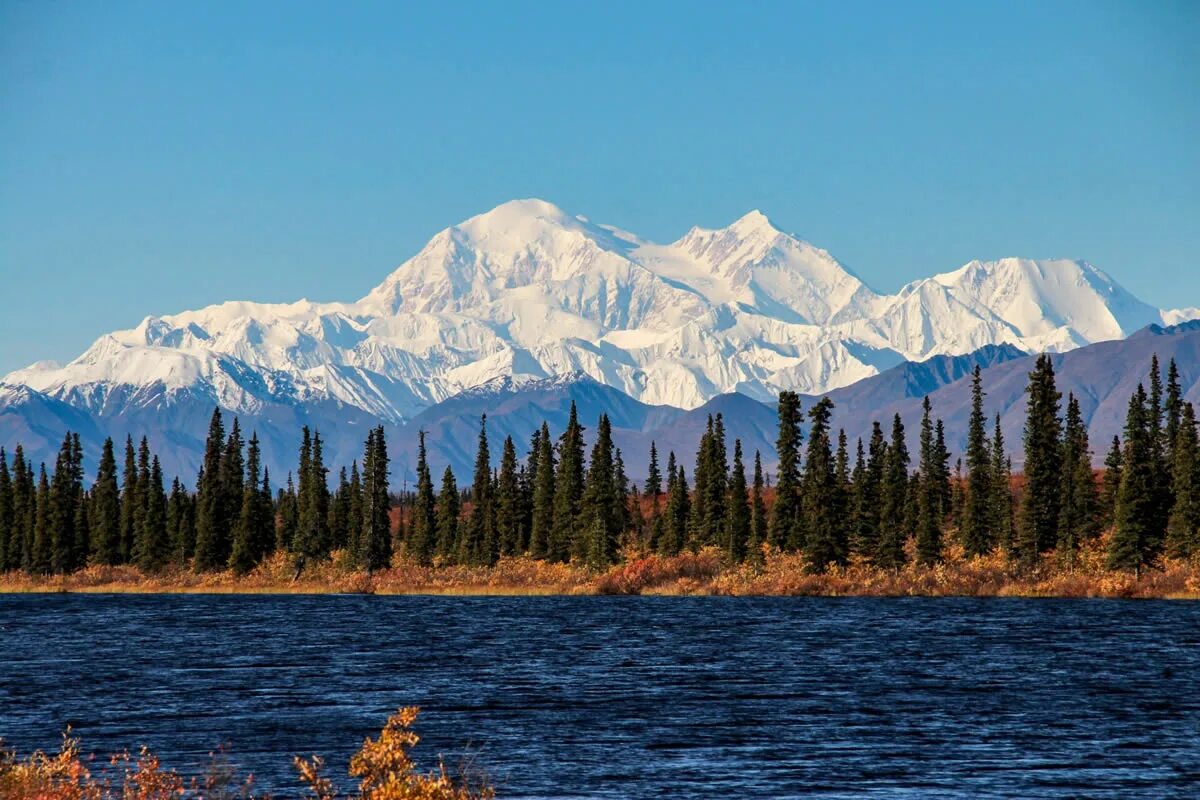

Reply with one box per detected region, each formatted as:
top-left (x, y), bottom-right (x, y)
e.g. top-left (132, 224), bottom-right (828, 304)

top-left (3, 545), bottom-right (1198, 600)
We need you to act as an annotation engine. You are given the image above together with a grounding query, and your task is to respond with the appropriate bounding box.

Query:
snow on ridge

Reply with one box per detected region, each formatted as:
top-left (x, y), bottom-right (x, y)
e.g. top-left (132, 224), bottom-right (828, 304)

top-left (2, 198), bottom-right (1184, 422)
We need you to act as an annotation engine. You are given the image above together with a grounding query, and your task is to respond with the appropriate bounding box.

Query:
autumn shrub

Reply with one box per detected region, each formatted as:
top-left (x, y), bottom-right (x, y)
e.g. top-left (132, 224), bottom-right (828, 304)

top-left (0, 708), bottom-right (492, 800)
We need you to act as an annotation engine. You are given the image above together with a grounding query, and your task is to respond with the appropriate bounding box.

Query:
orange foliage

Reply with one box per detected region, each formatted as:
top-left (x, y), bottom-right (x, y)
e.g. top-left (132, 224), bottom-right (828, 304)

top-left (0, 709), bottom-right (491, 800)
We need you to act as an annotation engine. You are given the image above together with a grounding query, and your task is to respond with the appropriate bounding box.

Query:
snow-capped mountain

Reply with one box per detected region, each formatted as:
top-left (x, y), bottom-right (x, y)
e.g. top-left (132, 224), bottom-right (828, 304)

top-left (4, 198), bottom-right (1195, 428)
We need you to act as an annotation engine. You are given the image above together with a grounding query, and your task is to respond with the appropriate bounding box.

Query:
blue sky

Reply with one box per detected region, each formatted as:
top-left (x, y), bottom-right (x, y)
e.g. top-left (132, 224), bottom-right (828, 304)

top-left (1, 0), bottom-right (1197, 374)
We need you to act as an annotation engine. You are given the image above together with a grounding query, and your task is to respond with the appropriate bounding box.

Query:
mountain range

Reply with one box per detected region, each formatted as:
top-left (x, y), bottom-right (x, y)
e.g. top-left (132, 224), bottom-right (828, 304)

top-left (2, 198), bottom-right (1197, 483)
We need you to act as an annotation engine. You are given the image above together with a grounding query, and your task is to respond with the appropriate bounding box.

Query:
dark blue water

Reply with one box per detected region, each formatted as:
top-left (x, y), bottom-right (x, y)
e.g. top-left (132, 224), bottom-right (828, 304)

top-left (2, 595), bottom-right (1199, 798)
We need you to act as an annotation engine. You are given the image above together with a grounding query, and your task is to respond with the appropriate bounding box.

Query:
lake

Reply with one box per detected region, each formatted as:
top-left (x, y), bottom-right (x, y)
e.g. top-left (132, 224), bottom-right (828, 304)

top-left (2, 595), bottom-right (1199, 798)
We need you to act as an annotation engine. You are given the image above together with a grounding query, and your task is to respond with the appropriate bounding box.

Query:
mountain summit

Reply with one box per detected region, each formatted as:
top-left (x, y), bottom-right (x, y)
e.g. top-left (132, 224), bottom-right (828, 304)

top-left (4, 199), bottom-right (1194, 428)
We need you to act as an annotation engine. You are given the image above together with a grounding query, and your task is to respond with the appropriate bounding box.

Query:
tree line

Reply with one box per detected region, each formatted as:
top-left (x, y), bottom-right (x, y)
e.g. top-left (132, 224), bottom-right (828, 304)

top-left (0, 354), bottom-right (1197, 577)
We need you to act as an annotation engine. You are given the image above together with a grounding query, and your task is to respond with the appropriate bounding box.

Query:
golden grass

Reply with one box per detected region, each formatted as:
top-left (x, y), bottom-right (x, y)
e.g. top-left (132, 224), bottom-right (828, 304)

top-left (2, 537), bottom-right (1197, 598)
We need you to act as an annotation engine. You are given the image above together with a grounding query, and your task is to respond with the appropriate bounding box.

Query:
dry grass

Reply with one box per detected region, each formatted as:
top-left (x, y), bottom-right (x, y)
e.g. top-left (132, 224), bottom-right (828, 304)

top-left (0, 707), bottom-right (491, 800)
top-left (2, 538), bottom-right (1197, 599)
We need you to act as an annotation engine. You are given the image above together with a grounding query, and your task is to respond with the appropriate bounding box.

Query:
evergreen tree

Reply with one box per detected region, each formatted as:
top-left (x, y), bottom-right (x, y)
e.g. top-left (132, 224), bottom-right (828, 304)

top-left (494, 435), bottom-right (523, 557)
top-left (645, 441), bottom-right (663, 512)
top-left (1165, 358), bottom-right (1183, 468)
top-left (1057, 393), bottom-right (1098, 566)
top-left (435, 465), bottom-right (460, 561)
top-left (219, 418), bottom-right (245, 547)
top-left (962, 366), bottom-right (994, 556)
top-left (769, 391), bottom-right (804, 550)
top-left (295, 428), bottom-right (331, 563)
top-left (11, 448), bottom-right (33, 571)
top-left (229, 432), bottom-right (273, 575)
top-left (328, 467), bottom-right (351, 551)
top-left (361, 426), bottom-right (393, 572)
top-left (120, 436), bottom-right (138, 563)
top-left (1017, 354), bottom-right (1062, 564)
top-left (0, 449), bottom-right (11, 573)
top-left (1110, 384), bottom-right (1157, 573)
top-left (31, 465), bottom-right (51, 575)
top-left (1146, 356), bottom-right (1172, 556)
top-left (853, 422), bottom-right (886, 561)
top-left (549, 403), bottom-right (585, 562)
top-left (1166, 401), bottom-right (1200, 560)
top-left (407, 431), bottom-right (437, 565)
top-left (49, 433), bottom-right (83, 573)
top-left (802, 398), bottom-right (845, 571)
top-left (748, 451), bottom-right (767, 565)
top-left (529, 423), bottom-right (555, 559)
top-left (724, 439), bottom-right (750, 563)
top-left (915, 397), bottom-right (944, 566)
top-left (277, 473), bottom-right (299, 554)
top-left (461, 415), bottom-right (495, 565)
top-left (991, 415), bottom-right (1014, 553)
top-left (193, 409), bottom-right (228, 571)
top-left (167, 477), bottom-right (195, 566)
top-left (89, 438), bottom-right (122, 566)
top-left (581, 414), bottom-right (618, 567)
top-left (346, 462), bottom-right (363, 558)
top-left (876, 414), bottom-right (909, 569)
top-left (1100, 435), bottom-right (1123, 530)
top-left (663, 462), bottom-right (690, 557)
top-left (612, 448), bottom-right (631, 546)
top-left (136, 456), bottom-right (169, 573)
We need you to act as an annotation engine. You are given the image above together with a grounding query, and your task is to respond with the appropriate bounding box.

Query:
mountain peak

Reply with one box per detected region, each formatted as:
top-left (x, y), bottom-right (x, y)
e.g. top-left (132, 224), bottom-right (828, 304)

top-left (727, 209), bottom-right (779, 236)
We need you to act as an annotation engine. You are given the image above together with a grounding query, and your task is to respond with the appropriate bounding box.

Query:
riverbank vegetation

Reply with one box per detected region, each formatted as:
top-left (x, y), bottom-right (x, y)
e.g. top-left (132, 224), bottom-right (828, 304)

top-left (0, 706), bottom-right (493, 799)
top-left (1, 354), bottom-right (1198, 597)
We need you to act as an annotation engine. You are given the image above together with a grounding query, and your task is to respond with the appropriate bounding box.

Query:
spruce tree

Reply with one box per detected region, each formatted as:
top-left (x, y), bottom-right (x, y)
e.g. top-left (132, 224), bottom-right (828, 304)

top-left (876, 414), bottom-right (909, 569)
top-left (666, 463), bottom-right (690, 557)
top-left (962, 366), bottom-right (994, 556)
top-left (167, 477), bottom-right (195, 566)
top-left (612, 447), bottom-right (632, 545)
top-left (1145, 355), bottom-right (1171, 556)
top-left (277, 473), bottom-right (299, 554)
top-left (0, 449), bottom-right (11, 573)
top-left (11, 449), bottom-right (33, 571)
top-left (1057, 393), bottom-right (1098, 566)
top-left (1100, 435), bottom-right (1123, 531)
top-left (435, 465), bottom-right (460, 562)
top-left (31, 465), bottom-right (51, 575)
top-left (136, 456), bottom-right (169, 573)
top-left (361, 426), bottom-right (392, 572)
top-left (230, 432), bottom-right (272, 575)
top-left (193, 409), bottom-right (228, 571)
top-left (529, 422), bottom-right (555, 558)
top-left (915, 397), bottom-right (944, 566)
top-left (853, 422), bottom-right (886, 561)
top-left (803, 398), bottom-right (845, 571)
top-left (461, 415), bottom-right (495, 565)
top-left (1017, 354), bottom-right (1062, 564)
top-left (549, 403), bottom-right (585, 562)
top-left (645, 441), bottom-right (663, 512)
top-left (89, 438), bottom-right (122, 566)
top-left (346, 463), bottom-right (363, 558)
top-left (1110, 384), bottom-right (1155, 573)
top-left (724, 439), bottom-right (750, 563)
top-left (769, 391), bottom-right (804, 550)
top-left (220, 418), bottom-right (245, 546)
top-left (581, 414), bottom-right (618, 567)
top-left (48, 434), bottom-right (78, 573)
top-left (294, 428), bottom-right (331, 564)
top-left (407, 431), bottom-right (437, 565)
top-left (1165, 358), bottom-right (1182, 468)
top-left (1165, 401), bottom-right (1200, 560)
top-left (748, 451), bottom-right (767, 565)
top-left (119, 436), bottom-right (138, 563)
top-left (991, 415), bottom-right (1014, 553)
top-left (495, 435), bottom-right (523, 557)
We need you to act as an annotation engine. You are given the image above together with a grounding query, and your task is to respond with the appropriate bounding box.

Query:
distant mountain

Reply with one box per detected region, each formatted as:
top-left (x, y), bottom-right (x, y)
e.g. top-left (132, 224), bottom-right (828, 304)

top-left (2, 198), bottom-right (1197, 481)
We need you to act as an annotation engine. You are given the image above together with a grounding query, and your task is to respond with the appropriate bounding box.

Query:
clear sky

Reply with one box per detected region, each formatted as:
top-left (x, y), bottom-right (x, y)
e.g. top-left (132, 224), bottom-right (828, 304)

top-left (1, 0), bottom-right (1197, 374)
